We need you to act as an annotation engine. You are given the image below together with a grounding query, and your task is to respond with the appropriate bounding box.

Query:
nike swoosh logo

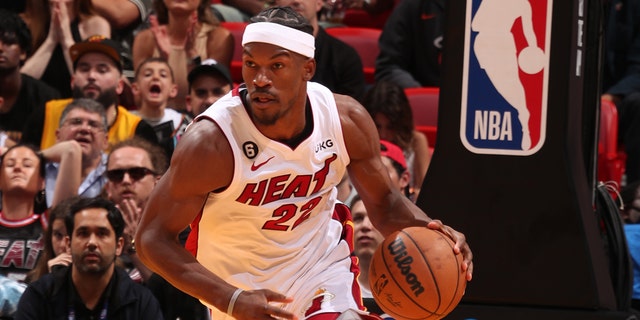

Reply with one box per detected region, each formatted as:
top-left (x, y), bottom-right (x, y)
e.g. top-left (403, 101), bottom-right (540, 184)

top-left (251, 156), bottom-right (275, 171)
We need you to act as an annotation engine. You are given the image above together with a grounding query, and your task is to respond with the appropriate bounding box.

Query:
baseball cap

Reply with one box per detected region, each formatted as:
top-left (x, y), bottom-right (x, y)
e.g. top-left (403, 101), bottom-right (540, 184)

top-left (69, 35), bottom-right (123, 72)
top-left (380, 140), bottom-right (407, 170)
top-left (188, 58), bottom-right (233, 87)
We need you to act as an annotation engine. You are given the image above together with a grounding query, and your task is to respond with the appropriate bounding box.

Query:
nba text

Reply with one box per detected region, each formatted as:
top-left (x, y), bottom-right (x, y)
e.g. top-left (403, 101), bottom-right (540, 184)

top-left (473, 110), bottom-right (513, 142)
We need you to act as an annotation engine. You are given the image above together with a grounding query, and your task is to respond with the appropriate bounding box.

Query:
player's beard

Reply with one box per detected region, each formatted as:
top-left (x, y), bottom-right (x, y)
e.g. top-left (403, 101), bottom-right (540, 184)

top-left (252, 109), bottom-right (282, 126)
top-left (72, 85), bottom-right (119, 110)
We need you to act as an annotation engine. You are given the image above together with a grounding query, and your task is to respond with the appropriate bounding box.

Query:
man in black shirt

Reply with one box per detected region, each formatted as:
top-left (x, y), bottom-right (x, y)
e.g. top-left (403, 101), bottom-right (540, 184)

top-left (15, 197), bottom-right (163, 320)
top-left (374, 0), bottom-right (445, 88)
top-left (0, 9), bottom-right (60, 145)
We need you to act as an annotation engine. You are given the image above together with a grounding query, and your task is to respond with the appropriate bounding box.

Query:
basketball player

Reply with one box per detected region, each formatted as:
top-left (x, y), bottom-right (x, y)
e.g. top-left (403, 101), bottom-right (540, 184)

top-left (135, 6), bottom-right (473, 320)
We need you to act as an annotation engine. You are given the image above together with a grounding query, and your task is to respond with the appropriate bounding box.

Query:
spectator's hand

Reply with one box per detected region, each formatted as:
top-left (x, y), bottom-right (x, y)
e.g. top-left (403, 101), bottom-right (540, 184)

top-left (185, 11), bottom-right (199, 59)
top-left (40, 140), bottom-right (82, 163)
top-left (230, 289), bottom-right (297, 320)
top-left (150, 15), bottom-right (171, 60)
top-left (47, 252), bottom-right (72, 272)
top-left (428, 219), bottom-right (474, 281)
top-left (48, 0), bottom-right (64, 43)
top-left (56, 0), bottom-right (75, 48)
top-left (117, 198), bottom-right (142, 251)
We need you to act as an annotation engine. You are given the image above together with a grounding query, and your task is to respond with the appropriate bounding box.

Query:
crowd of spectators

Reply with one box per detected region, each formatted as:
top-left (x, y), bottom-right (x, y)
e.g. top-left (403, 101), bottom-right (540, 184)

top-left (14, 0), bottom-right (637, 318)
top-left (0, 0), bottom-right (439, 316)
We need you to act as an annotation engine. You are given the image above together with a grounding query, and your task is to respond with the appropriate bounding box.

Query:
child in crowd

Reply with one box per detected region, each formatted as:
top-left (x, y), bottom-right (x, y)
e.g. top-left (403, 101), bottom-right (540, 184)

top-left (132, 57), bottom-right (192, 160)
top-left (26, 197), bottom-right (76, 283)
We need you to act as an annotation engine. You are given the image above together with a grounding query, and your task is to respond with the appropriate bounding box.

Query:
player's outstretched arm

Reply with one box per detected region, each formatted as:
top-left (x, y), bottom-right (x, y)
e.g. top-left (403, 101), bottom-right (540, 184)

top-left (337, 94), bottom-right (474, 280)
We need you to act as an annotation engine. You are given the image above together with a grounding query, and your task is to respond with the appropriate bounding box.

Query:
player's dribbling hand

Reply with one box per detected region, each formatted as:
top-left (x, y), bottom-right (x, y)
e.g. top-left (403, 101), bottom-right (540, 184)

top-left (427, 219), bottom-right (474, 281)
top-left (231, 289), bottom-right (297, 320)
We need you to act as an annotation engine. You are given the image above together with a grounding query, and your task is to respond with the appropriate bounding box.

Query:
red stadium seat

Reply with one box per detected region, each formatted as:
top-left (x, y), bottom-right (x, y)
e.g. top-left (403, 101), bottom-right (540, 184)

top-left (220, 21), bottom-right (248, 84)
top-left (325, 27), bottom-right (381, 83)
top-left (598, 98), bottom-right (626, 186)
top-left (405, 87), bottom-right (440, 126)
top-left (342, 9), bottom-right (392, 29)
top-left (404, 87), bottom-right (440, 150)
top-left (415, 125), bottom-right (437, 152)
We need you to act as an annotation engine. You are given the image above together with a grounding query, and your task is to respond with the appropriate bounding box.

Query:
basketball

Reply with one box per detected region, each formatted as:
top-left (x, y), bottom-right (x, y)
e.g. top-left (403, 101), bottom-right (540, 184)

top-left (368, 227), bottom-right (466, 320)
top-left (518, 46), bottom-right (546, 74)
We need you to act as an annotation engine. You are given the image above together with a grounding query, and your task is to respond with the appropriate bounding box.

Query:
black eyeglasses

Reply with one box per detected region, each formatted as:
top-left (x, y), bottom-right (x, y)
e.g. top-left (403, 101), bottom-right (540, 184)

top-left (105, 167), bottom-right (156, 183)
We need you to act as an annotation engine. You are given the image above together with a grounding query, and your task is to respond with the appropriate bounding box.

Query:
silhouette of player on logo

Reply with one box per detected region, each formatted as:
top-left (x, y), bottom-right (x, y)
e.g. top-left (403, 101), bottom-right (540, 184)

top-left (472, 0), bottom-right (545, 150)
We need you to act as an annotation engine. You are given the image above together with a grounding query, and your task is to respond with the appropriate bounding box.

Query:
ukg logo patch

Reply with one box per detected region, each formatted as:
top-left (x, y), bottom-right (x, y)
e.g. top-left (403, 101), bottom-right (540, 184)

top-left (461, 0), bottom-right (551, 155)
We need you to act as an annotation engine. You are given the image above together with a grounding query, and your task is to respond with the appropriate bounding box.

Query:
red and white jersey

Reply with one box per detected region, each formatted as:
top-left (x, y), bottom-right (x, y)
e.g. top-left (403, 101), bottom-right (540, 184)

top-left (191, 82), bottom-right (353, 317)
top-left (0, 212), bottom-right (46, 282)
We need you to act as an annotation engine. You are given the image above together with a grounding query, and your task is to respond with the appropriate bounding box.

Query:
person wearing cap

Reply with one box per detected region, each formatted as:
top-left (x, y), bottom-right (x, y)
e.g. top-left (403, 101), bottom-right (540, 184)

top-left (186, 58), bottom-right (233, 116)
top-left (19, 0), bottom-right (111, 98)
top-left (136, 6), bottom-right (473, 320)
top-left (21, 35), bottom-right (158, 152)
top-left (379, 139), bottom-right (411, 198)
top-left (132, 57), bottom-right (192, 159)
top-left (0, 9), bottom-right (60, 149)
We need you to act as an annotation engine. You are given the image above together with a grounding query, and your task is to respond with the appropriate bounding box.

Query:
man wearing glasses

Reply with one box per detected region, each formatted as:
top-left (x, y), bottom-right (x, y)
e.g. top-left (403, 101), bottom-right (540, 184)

top-left (104, 137), bottom-right (167, 255)
top-left (102, 137), bottom-right (165, 284)
top-left (103, 137), bottom-right (209, 320)
top-left (40, 98), bottom-right (109, 208)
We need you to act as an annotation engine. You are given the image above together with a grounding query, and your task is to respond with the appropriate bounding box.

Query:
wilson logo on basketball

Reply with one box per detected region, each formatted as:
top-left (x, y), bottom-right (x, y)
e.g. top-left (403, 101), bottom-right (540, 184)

top-left (387, 237), bottom-right (425, 297)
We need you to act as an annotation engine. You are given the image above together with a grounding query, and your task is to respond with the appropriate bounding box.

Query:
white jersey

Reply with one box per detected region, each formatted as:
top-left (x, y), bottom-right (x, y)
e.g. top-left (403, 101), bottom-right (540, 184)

top-left (191, 82), bottom-right (359, 318)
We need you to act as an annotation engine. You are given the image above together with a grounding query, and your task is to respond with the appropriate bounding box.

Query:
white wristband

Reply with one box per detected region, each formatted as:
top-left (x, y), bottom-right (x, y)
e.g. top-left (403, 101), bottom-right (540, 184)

top-left (227, 288), bottom-right (244, 316)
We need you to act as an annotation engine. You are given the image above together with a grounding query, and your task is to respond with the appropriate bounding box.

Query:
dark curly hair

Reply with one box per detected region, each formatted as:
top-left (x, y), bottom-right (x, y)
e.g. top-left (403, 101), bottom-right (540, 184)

top-left (66, 197), bottom-right (125, 240)
top-left (250, 6), bottom-right (313, 36)
top-left (362, 81), bottom-right (415, 150)
top-left (0, 8), bottom-right (32, 56)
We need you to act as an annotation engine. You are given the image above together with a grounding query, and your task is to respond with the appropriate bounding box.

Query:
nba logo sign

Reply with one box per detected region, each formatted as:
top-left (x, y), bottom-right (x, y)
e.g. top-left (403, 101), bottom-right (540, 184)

top-left (461, 0), bottom-right (552, 155)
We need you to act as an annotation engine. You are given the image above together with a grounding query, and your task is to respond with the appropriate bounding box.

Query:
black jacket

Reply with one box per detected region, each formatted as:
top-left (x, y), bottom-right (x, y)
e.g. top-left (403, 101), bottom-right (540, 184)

top-left (15, 267), bottom-right (164, 320)
top-left (375, 0), bottom-right (445, 88)
top-left (602, 0), bottom-right (640, 97)
top-left (313, 27), bottom-right (367, 101)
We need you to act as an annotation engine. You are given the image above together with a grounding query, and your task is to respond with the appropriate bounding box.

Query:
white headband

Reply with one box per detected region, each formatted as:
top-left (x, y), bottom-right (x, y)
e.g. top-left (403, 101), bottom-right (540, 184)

top-left (242, 22), bottom-right (315, 58)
